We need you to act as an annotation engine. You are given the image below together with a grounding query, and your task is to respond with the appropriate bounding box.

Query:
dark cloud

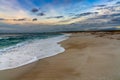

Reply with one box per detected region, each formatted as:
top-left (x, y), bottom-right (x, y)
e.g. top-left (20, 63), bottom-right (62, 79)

top-left (0, 18), bottom-right (28, 21)
top-left (95, 3), bottom-right (120, 12)
top-left (93, 15), bottom-right (110, 19)
top-left (13, 18), bottom-right (26, 21)
top-left (95, 5), bottom-right (106, 7)
top-left (55, 16), bottom-right (64, 18)
top-left (32, 18), bottom-right (37, 21)
top-left (96, 5), bottom-right (119, 12)
top-left (37, 12), bottom-right (45, 16)
top-left (110, 13), bottom-right (120, 17)
top-left (76, 12), bottom-right (91, 16)
top-left (31, 8), bottom-right (46, 16)
top-left (111, 17), bottom-right (120, 22)
top-left (47, 16), bottom-right (64, 19)
top-left (116, 1), bottom-right (120, 4)
top-left (92, 13), bottom-right (120, 20)
top-left (78, 11), bottom-right (120, 27)
top-left (0, 18), bottom-right (5, 21)
top-left (59, 12), bottom-right (99, 23)
top-left (31, 8), bottom-right (39, 13)
top-left (76, 12), bottom-right (98, 17)
top-left (71, 12), bottom-right (98, 19)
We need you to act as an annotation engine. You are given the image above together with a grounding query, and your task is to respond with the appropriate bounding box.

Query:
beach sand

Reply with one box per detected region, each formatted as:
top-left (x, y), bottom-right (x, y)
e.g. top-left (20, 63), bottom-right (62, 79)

top-left (18, 32), bottom-right (120, 80)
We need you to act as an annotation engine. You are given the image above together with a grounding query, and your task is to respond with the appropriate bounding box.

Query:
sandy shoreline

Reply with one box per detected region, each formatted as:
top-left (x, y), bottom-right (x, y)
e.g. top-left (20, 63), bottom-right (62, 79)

top-left (18, 32), bottom-right (120, 80)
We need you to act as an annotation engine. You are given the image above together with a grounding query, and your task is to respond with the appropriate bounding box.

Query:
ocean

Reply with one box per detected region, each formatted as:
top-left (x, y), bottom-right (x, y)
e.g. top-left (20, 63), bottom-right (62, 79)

top-left (0, 33), bottom-right (69, 70)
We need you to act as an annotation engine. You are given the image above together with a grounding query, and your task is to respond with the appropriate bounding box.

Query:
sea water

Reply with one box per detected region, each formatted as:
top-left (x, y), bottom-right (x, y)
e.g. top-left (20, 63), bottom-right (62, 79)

top-left (0, 33), bottom-right (69, 70)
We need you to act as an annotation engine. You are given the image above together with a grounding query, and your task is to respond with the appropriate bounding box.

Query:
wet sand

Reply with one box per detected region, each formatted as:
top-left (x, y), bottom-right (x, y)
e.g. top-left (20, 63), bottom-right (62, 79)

top-left (18, 32), bottom-right (120, 80)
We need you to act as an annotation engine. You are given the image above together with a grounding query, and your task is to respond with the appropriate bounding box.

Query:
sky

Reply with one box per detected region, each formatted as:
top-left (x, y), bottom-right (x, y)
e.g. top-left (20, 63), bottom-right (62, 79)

top-left (0, 0), bottom-right (120, 33)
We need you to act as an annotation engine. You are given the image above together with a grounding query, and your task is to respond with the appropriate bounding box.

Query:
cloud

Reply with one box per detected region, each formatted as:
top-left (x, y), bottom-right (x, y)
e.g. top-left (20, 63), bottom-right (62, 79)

top-left (43, 0), bottom-right (120, 25)
top-left (47, 16), bottom-right (64, 19)
top-left (116, 1), bottom-right (120, 4)
top-left (76, 12), bottom-right (98, 17)
top-left (37, 12), bottom-right (45, 16)
top-left (31, 8), bottom-right (39, 13)
top-left (95, 5), bottom-right (106, 7)
top-left (69, 12), bottom-right (120, 31)
top-left (92, 13), bottom-right (120, 20)
top-left (0, 18), bottom-right (5, 20)
top-left (110, 13), bottom-right (120, 17)
top-left (31, 8), bottom-right (46, 17)
top-left (111, 17), bottom-right (120, 22)
top-left (94, 2), bottom-right (120, 16)
top-left (0, 18), bottom-right (32, 22)
top-left (71, 12), bottom-right (98, 19)
top-left (55, 16), bottom-right (64, 18)
top-left (58, 1), bottom-right (120, 30)
top-left (13, 18), bottom-right (26, 21)
top-left (32, 18), bottom-right (37, 21)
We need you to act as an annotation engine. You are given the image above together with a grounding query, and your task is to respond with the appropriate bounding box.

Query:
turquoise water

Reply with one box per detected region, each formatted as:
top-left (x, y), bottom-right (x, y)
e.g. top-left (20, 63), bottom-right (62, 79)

top-left (0, 33), bottom-right (62, 49)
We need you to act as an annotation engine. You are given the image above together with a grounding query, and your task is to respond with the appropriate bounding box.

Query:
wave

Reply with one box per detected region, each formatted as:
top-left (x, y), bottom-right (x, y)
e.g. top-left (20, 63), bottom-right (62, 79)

top-left (0, 40), bottom-right (31, 54)
top-left (0, 34), bottom-right (69, 70)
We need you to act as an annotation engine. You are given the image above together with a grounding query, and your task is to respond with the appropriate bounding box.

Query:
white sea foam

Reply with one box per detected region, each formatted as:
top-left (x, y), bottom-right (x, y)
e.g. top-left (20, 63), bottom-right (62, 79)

top-left (0, 34), bottom-right (69, 70)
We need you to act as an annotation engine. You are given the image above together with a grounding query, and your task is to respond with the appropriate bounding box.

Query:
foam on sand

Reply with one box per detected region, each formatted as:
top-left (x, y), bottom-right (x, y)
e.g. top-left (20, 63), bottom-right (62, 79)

top-left (0, 34), bottom-right (69, 70)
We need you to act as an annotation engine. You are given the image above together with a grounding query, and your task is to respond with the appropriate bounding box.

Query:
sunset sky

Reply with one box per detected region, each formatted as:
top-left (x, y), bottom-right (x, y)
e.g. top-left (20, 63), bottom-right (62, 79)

top-left (0, 0), bottom-right (120, 33)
